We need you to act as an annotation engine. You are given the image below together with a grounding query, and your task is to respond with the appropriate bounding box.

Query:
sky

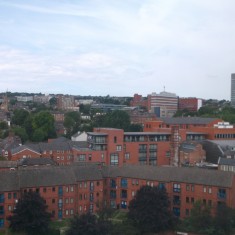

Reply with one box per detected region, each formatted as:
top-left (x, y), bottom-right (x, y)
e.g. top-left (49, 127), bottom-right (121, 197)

top-left (0, 0), bottom-right (235, 100)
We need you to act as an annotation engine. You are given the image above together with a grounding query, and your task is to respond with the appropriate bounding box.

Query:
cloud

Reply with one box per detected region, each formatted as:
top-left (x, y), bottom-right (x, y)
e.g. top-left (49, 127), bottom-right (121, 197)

top-left (0, 0), bottom-right (235, 99)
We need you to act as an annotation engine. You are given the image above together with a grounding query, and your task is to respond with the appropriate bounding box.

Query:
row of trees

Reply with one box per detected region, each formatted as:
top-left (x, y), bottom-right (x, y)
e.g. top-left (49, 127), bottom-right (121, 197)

top-left (174, 105), bottom-right (235, 124)
top-left (7, 107), bottom-right (142, 142)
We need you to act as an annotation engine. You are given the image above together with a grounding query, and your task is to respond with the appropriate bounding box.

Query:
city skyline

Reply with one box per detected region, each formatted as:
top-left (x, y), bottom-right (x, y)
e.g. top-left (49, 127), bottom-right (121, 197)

top-left (0, 0), bottom-right (235, 100)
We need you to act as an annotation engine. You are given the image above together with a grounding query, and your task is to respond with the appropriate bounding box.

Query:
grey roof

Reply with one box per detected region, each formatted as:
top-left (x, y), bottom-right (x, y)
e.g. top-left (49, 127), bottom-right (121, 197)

top-left (0, 164), bottom-right (103, 191)
top-left (124, 132), bottom-right (171, 135)
top-left (18, 158), bottom-right (57, 166)
top-left (11, 145), bottom-right (40, 155)
top-left (0, 164), bottom-right (233, 192)
top-left (201, 140), bottom-right (224, 164)
top-left (102, 165), bottom-right (233, 188)
top-left (0, 171), bottom-right (19, 191)
top-left (211, 140), bottom-right (235, 148)
top-left (0, 161), bottom-right (17, 168)
top-left (180, 142), bottom-right (197, 152)
top-left (160, 117), bottom-right (219, 125)
top-left (18, 167), bottom-right (77, 188)
top-left (218, 157), bottom-right (235, 166)
top-left (11, 138), bottom-right (89, 155)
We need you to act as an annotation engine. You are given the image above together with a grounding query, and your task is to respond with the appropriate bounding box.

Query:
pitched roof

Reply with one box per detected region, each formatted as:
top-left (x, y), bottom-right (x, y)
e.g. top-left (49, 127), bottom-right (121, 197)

top-left (0, 164), bottom-right (233, 192)
top-left (102, 165), bottom-right (234, 188)
top-left (18, 158), bottom-right (57, 166)
top-left (218, 157), bottom-right (235, 166)
top-left (0, 161), bottom-right (18, 168)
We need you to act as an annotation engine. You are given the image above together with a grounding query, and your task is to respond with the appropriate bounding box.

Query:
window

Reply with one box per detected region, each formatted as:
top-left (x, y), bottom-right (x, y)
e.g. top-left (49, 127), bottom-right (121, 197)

top-left (110, 179), bottom-right (116, 188)
top-left (110, 190), bottom-right (116, 199)
top-left (70, 186), bottom-right (74, 192)
top-left (84, 182), bottom-right (87, 188)
top-left (114, 136), bottom-right (117, 143)
top-left (79, 206), bottom-right (82, 212)
top-left (186, 185), bottom-right (190, 191)
top-left (65, 198), bottom-right (69, 204)
top-left (88, 154), bottom-right (92, 161)
top-left (66, 187), bottom-right (69, 193)
top-left (52, 199), bottom-right (55, 203)
top-left (121, 190), bottom-right (127, 198)
top-left (52, 187), bottom-right (56, 192)
top-left (208, 200), bottom-right (212, 206)
top-left (191, 197), bottom-right (194, 204)
top-left (78, 154), bottom-right (86, 161)
top-left (0, 219), bottom-right (4, 228)
top-left (43, 188), bottom-right (47, 193)
top-left (121, 178), bottom-right (128, 188)
top-left (65, 210), bottom-right (69, 215)
top-left (121, 200), bottom-right (127, 209)
top-left (158, 183), bottom-right (165, 190)
top-left (208, 187), bottom-right (212, 194)
top-left (90, 182), bottom-right (94, 191)
top-left (132, 191), bottom-right (135, 197)
top-left (89, 204), bottom-right (94, 213)
top-left (110, 153), bottom-right (119, 166)
top-left (79, 182), bottom-right (83, 188)
top-left (218, 188), bottom-right (226, 199)
top-left (125, 153), bottom-right (130, 160)
top-left (96, 181), bottom-right (100, 186)
top-left (70, 209), bottom-right (74, 215)
top-left (13, 193), bottom-right (17, 199)
top-left (191, 185), bottom-right (194, 192)
top-left (0, 194), bottom-right (4, 203)
top-left (203, 199), bottom-right (206, 205)
top-left (173, 207), bottom-right (180, 217)
top-left (116, 145), bottom-right (122, 151)
top-left (186, 197), bottom-right (189, 203)
top-left (8, 193), bottom-right (11, 200)
top-left (90, 193), bottom-right (94, 202)
top-left (8, 205), bottom-right (12, 211)
top-left (173, 183), bottom-right (181, 193)
top-left (203, 186), bottom-right (207, 193)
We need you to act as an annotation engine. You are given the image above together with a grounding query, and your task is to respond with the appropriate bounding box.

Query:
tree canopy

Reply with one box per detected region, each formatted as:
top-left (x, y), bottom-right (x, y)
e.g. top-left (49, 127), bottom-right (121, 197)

top-left (128, 185), bottom-right (176, 234)
top-left (66, 213), bottom-right (112, 235)
top-left (8, 191), bottom-right (51, 235)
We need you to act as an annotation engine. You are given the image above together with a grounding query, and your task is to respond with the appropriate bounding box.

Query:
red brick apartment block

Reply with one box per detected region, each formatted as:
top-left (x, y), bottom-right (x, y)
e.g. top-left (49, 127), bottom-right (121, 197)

top-left (0, 164), bottom-right (234, 229)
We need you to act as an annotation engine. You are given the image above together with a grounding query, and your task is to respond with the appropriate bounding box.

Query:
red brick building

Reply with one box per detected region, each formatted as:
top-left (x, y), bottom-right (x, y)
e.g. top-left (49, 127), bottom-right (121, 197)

top-left (178, 98), bottom-right (203, 112)
top-left (0, 164), bottom-right (234, 229)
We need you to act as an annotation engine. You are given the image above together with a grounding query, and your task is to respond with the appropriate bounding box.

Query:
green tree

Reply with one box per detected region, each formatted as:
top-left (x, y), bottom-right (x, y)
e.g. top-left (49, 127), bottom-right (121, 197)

top-left (128, 185), bottom-right (176, 235)
top-left (182, 200), bottom-right (213, 234)
top-left (8, 191), bottom-right (51, 235)
top-left (12, 109), bottom-right (30, 126)
top-left (64, 111), bottom-right (81, 137)
top-left (101, 110), bottom-right (131, 131)
top-left (213, 204), bottom-right (235, 235)
top-left (0, 121), bottom-right (8, 129)
top-left (79, 104), bottom-right (91, 115)
top-left (12, 127), bottom-right (28, 143)
top-left (66, 213), bottom-right (112, 235)
top-left (32, 111), bottom-right (56, 141)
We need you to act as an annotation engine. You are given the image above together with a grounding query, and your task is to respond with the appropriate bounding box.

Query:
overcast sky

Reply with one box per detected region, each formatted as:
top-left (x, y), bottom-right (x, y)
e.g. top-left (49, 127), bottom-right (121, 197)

top-left (0, 0), bottom-right (235, 100)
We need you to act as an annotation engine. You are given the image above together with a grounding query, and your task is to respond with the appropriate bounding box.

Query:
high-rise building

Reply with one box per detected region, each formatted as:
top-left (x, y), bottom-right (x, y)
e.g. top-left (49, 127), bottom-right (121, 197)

top-left (231, 74), bottom-right (235, 107)
top-left (147, 91), bottom-right (178, 117)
